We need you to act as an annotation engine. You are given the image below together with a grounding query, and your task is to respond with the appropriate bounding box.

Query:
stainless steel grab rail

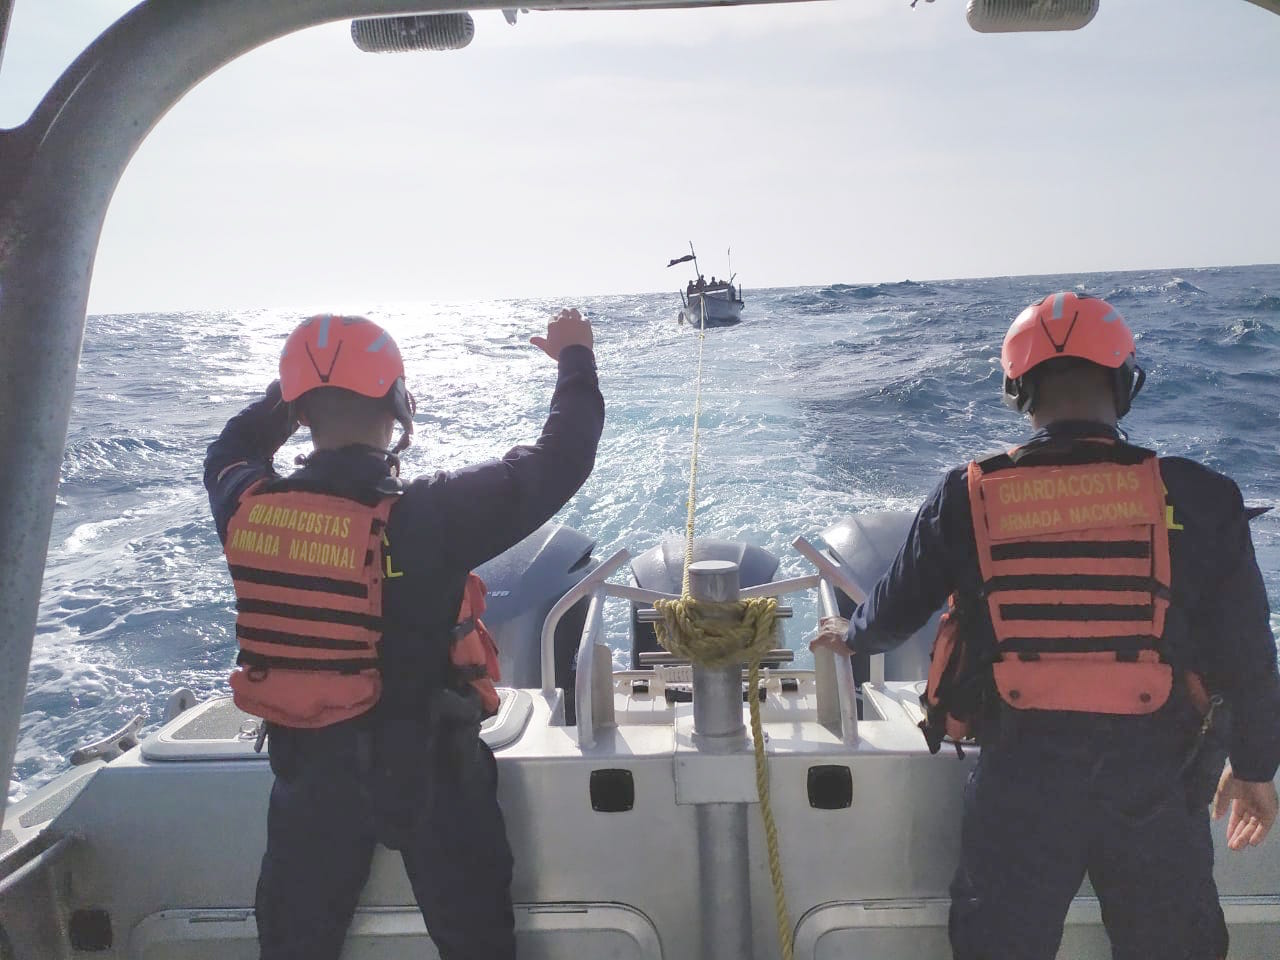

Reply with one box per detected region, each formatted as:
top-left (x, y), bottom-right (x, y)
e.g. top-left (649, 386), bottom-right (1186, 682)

top-left (792, 536), bottom-right (865, 746)
top-left (541, 540), bottom-right (873, 747)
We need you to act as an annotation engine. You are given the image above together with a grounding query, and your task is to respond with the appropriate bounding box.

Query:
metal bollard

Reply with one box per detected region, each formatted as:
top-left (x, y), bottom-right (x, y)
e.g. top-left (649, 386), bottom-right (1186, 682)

top-left (686, 560), bottom-right (753, 960)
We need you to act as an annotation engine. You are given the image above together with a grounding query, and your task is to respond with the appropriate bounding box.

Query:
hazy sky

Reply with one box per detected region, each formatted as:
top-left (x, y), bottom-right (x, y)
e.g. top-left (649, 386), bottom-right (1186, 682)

top-left (2, 1), bottom-right (1277, 313)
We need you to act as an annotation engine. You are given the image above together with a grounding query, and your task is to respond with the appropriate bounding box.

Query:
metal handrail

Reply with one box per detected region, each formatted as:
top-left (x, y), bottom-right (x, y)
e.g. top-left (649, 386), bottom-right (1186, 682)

top-left (792, 536), bottom-right (864, 746)
top-left (605, 583), bottom-right (678, 605)
top-left (638, 648), bottom-right (794, 666)
top-left (636, 606), bottom-right (793, 622)
top-left (540, 549), bottom-right (631, 695)
top-left (541, 541), bottom-right (868, 746)
top-left (0, 833), bottom-right (79, 898)
top-left (790, 536), bottom-right (867, 605)
top-left (739, 574), bottom-right (819, 598)
top-left (817, 579), bottom-right (860, 746)
top-left (574, 588), bottom-right (607, 748)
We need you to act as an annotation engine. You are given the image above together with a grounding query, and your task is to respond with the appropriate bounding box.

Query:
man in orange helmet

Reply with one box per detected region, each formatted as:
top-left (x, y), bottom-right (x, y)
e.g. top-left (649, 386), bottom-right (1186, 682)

top-left (812, 292), bottom-right (1280, 960)
top-left (204, 308), bottom-right (602, 960)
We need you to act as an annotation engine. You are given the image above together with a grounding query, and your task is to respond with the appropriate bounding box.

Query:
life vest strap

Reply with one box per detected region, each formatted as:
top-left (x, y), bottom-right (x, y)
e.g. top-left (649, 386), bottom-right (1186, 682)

top-left (999, 602), bottom-right (1154, 622)
top-left (985, 573), bottom-right (1163, 593)
top-left (452, 663), bottom-right (490, 681)
top-left (999, 634), bottom-right (1159, 655)
top-left (236, 598), bottom-right (383, 631)
top-left (1001, 437), bottom-right (1155, 468)
top-left (990, 539), bottom-right (1152, 561)
top-left (228, 563), bottom-right (369, 598)
top-left (237, 650), bottom-right (380, 674)
top-left (236, 624), bottom-right (371, 652)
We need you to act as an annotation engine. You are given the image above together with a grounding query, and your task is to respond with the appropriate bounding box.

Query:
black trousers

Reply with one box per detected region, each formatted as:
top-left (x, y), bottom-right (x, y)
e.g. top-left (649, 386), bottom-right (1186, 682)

top-left (255, 715), bottom-right (515, 960)
top-left (949, 711), bottom-right (1229, 960)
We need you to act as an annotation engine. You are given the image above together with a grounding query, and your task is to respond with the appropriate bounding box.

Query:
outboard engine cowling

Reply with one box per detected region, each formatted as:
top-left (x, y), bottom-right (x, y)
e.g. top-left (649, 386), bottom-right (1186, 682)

top-left (474, 523), bottom-right (595, 698)
top-left (629, 537), bottom-right (779, 668)
top-left (818, 513), bottom-right (944, 684)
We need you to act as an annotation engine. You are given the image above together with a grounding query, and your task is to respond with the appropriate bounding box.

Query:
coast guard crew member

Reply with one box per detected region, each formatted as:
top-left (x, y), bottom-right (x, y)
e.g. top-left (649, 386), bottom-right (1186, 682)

top-left (204, 309), bottom-right (603, 960)
top-left (812, 292), bottom-right (1280, 960)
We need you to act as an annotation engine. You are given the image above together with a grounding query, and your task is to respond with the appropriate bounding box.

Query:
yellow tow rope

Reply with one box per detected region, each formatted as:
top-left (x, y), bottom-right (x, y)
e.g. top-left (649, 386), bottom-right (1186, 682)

top-left (652, 298), bottom-right (795, 960)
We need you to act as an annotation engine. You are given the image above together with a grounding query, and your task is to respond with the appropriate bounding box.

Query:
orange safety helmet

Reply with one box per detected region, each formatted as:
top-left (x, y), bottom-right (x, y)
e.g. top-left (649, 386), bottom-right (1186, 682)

top-left (279, 314), bottom-right (416, 451)
top-left (1001, 292), bottom-right (1145, 417)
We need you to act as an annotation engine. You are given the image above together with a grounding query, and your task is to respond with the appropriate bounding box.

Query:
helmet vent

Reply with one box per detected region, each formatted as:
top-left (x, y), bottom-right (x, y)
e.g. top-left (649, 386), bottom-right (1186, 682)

top-left (1038, 312), bottom-right (1078, 355)
top-left (304, 340), bottom-right (342, 385)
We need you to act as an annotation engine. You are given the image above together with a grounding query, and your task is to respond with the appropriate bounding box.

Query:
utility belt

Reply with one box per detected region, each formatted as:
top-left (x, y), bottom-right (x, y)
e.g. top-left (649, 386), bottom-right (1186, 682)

top-left (256, 682), bottom-right (491, 778)
top-left (922, 641), bottom-right (1228, 816)
top-left (922, 620), bottom-right (1221, 747)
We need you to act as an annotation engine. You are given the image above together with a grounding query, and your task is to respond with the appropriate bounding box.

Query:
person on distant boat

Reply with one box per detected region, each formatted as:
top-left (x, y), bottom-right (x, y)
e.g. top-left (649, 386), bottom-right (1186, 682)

top-left (204, 309), bottom-right (603, 960)
top-left (811, 291), bottom-right (1280, 960)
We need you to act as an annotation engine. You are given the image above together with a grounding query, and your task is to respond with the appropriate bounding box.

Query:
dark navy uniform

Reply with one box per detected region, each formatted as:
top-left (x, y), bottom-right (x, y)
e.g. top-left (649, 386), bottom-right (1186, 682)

top-left (846, 420), bottom-right (1280, 960)
top-left (205, 345), bottom-right (604, 960)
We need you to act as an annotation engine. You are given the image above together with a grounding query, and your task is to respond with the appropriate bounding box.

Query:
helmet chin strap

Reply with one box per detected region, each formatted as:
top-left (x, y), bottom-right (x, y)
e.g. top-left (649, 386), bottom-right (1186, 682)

top-left (391, 424), bottom-right (412, 457)
top-left (1011, 359), bottom-right (1145, 422)
top-left (388, 382), bottom-right (416, 457)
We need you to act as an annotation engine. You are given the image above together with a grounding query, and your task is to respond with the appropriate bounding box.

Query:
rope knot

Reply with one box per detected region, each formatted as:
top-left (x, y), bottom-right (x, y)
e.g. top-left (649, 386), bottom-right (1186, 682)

top-left (652, 596), bottom-right (780, 668)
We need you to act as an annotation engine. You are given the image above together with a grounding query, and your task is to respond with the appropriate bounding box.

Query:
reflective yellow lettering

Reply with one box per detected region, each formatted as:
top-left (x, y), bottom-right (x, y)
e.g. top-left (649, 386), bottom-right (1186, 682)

top-left (382, 530), bottom-right (404, 579)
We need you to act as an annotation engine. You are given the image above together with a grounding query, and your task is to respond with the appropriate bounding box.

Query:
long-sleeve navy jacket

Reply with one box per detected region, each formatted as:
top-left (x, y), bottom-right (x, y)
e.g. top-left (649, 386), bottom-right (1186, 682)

top-left (845, 420), bottom-right (1280, 783)
top-left (204, 344), bottom-right (604, 727)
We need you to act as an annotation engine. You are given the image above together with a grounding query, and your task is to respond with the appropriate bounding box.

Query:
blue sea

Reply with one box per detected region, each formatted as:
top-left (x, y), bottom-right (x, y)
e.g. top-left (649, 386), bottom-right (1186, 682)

top-left (11, 264), bottom-right (1280, 802)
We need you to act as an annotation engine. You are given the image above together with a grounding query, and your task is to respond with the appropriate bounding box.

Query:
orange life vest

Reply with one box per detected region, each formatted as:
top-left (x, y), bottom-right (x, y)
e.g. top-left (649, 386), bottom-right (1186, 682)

top-left (970, 442), bottom-right (1174, 715)
top-left (919, 440), bottom-right (1189, 752)
top-left (225, 485), bottom-right (393, 728)
top-left (919, 594), bottom-right (986, 754)
top-left (452, 573), bottom-right (503, 718)
top-left (225, 483), bottom-right (504, 727)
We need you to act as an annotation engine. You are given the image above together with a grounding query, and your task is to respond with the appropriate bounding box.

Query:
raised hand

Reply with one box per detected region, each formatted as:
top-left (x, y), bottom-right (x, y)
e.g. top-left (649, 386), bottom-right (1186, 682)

top-left (530, 307), bottom-right (593, 360)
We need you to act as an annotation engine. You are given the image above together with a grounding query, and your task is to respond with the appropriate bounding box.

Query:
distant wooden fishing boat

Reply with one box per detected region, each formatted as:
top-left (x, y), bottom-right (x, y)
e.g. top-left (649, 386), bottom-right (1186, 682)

top-left (669, 243), bottom-right (745, 328)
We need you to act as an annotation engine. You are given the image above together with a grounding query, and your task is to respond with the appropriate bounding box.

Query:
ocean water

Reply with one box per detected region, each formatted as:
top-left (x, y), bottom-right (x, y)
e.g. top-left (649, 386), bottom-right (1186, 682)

top-left (11, 264), bottom-right (1280, 802)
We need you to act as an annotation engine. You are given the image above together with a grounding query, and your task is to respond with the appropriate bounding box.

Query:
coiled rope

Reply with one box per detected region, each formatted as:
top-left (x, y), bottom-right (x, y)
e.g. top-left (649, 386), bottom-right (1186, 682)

top-left (652, 296), bottom-right (795, 960)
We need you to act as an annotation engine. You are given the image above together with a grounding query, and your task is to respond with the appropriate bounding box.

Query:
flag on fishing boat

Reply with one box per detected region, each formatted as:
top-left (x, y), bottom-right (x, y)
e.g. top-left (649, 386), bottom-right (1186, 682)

top-left (666, 254), bottom-right (696, 267)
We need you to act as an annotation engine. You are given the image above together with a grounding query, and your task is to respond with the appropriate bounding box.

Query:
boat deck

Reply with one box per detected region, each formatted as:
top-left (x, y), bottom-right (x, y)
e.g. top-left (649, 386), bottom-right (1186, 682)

top-left (6, 677), bottom-right (1279, 958)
